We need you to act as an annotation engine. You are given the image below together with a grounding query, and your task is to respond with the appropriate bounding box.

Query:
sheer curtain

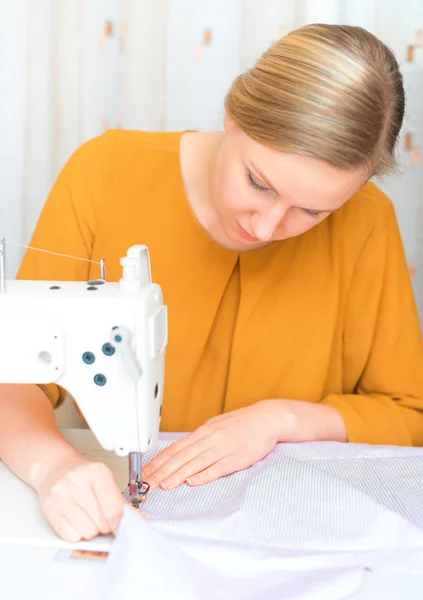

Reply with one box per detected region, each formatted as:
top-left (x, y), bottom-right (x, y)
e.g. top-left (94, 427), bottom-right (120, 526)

top-left (1, 0), bottom-right (422, 321)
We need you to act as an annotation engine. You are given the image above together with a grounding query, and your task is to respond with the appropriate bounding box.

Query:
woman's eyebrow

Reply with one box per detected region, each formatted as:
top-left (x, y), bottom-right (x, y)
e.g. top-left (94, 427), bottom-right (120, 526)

top-left (250, 161), bottom-right (335, 212)
top-left (249, 161), bottom-right (280, 193)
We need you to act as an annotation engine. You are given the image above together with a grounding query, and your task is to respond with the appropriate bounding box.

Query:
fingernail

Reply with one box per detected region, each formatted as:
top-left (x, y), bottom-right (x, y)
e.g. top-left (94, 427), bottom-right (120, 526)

top-left (160, 479), bottom-right (171, 489)
top-left (146, 478), bottom-right (157, 489)
top-left (186, 477), bottom-right (194, 485)
top-left (66, 531), bottom-right (80, 544)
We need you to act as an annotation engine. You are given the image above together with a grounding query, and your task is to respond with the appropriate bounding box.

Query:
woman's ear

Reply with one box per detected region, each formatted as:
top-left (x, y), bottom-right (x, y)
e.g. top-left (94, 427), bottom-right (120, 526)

top-left (223, 113), bottom-right (234, 132)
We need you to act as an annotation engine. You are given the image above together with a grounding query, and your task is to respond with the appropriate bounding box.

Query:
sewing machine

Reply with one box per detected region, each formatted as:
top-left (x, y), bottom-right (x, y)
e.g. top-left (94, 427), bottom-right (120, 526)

top-left (1, 238), bottom-right (423, 600)
top-left (0, 238), bottom-right (167, 509)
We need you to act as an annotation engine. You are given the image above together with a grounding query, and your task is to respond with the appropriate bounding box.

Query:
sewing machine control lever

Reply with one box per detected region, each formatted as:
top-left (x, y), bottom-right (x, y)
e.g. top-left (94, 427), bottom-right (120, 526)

top-left (110, 326), bottom-right (142, 380)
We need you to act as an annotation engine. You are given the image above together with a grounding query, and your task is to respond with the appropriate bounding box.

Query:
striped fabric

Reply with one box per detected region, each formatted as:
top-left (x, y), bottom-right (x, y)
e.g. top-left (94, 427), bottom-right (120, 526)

top-left (109, 441), bottom-right (423, 599)
top-left (139, 441), bottom-right (423, 556)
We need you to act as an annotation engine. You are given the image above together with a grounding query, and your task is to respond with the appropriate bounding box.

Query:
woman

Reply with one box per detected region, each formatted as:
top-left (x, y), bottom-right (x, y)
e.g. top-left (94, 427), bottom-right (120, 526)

top-left (1, 24), bottom-right (422, 543)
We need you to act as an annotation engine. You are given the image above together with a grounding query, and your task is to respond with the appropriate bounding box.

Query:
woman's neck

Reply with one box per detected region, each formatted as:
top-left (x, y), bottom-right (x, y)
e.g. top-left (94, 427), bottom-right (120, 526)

top-left (179, 131), bottom-right (225, 240)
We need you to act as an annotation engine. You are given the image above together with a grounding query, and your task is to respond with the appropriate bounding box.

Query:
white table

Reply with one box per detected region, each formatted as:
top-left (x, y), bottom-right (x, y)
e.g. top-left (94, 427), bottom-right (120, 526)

top-left (1, 429), bottom-right (422, 600)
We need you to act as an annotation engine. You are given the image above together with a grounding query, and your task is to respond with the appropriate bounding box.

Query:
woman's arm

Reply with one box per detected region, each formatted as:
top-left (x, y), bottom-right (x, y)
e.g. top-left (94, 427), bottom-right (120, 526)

top-left (1, 131), bottom-right (126, 541)
top-left (0, 383), bottom-right (124, 541)
top-left (142, 200), bottom-right (423, 490)
top-left (0, 384), bottom-right (80, 488)
top-left (320, 201), bottom-right (423, 445)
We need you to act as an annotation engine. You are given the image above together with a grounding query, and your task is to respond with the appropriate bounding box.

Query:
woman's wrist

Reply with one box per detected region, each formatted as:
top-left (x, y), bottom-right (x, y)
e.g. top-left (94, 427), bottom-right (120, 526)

top-left (0, 384), bottom-right (79, 491)
top-left (28, 436), bottom-right (81, 492)
top-left (259, 399), bottom-right (348, 444)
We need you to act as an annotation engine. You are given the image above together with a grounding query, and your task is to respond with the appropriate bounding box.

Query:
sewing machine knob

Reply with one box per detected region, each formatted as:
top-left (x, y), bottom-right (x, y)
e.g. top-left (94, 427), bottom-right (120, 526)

top-left (119, 257), bottom-right (141, 291)
top-left (82, 351), bottom-right (95, 364)
top-left (94, 373), bottom-right (106, 386)
top-left (102, 343), bottom-right (115, 356)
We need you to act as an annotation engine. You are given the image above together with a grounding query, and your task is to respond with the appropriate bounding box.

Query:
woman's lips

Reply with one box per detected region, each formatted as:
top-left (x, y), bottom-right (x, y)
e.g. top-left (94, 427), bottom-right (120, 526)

top-left (237, 223), bottom-right (259, 242)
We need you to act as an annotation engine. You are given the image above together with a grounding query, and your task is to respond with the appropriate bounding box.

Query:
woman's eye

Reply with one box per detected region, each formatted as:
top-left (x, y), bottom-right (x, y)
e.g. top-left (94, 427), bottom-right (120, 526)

top-left (246, 171), bottom-right (270, 193)
top-left (301, 208), bottom-right (322, 219)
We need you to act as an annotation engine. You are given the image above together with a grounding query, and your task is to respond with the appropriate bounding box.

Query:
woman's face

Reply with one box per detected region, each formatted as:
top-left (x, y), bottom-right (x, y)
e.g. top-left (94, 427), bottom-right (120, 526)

top-left (210, 118), bottom-right (370, 252)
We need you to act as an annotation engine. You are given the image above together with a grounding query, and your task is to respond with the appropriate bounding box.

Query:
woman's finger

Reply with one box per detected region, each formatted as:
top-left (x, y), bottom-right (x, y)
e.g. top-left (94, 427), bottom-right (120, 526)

top-left (41, 495), bottom-right (81, 543)
top-left (53, 517), bottom-right (81, 544)
top-left (185, 455), bottom-right (237, 487)
top-left (143, 432), bottom-right (214, 486)
top-left (64, 461), bottom-right (123, 535)
top-left (159, 447), bottom-right (227, 489)
top-left (60, 501), bottom-right (100, 540)
top-left (71, 486), bottom-right (110, 535)
top-left (91, 463), bottom-right (125, 534)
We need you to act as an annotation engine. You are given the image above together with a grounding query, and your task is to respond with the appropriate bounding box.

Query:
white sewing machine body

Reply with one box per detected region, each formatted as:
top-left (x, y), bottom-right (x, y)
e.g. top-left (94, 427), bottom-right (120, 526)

top-left (0, 241), bottom-right (167, 505)
top-left (0, 279), bottom-right (166, 456)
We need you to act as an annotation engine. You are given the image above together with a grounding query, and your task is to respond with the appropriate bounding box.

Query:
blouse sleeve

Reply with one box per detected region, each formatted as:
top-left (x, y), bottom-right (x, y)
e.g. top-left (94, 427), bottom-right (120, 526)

top-left (322, 202), bottom-right (423, 446)
top-left (16, 131), bottom-right (118, 407)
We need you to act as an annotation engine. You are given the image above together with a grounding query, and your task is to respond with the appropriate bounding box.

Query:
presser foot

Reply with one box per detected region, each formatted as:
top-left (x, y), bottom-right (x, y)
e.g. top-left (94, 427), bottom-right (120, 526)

top-left (125, 481), bottom-right (150, 510)
top-left (133, 481), bottom-right (150, 509)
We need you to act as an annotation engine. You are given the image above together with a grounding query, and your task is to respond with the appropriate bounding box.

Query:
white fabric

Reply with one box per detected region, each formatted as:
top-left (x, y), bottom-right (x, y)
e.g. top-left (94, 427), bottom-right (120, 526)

top-left (2, 431), bottom-right (423, 598)
top-left (94, 441), bottom-right (423, 599)
top-left (99, 507), bottom-right (367, 600)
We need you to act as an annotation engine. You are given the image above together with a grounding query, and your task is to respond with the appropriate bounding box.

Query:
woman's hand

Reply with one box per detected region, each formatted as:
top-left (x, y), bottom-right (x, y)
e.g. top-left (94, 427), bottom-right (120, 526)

top-left (143, 400), bottom-right (293, 490)
top-left (143, 399), bottom-right (347, 490)
top-left (35, 455), bottom-right (126, 543)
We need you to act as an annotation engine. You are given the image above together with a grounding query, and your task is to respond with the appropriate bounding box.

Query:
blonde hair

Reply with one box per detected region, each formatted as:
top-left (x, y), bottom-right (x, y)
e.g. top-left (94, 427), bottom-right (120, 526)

top-left (224, 24), bottom-right (405, 175)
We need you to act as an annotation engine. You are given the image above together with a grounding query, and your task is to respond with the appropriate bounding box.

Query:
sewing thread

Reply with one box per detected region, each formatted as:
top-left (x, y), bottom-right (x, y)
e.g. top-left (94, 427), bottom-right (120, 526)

top-left (5, 241), bottom-right (101, 266)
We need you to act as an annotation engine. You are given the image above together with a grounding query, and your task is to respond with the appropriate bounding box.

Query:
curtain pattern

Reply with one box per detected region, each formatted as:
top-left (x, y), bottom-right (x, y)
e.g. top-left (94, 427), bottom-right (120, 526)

top-left (1, 0), bottom-right (422, 320)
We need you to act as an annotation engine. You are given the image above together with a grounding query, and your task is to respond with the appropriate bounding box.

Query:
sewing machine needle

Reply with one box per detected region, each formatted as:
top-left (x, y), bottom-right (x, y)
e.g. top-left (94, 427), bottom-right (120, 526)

top-left (129, 451), bottom-right (142, 509)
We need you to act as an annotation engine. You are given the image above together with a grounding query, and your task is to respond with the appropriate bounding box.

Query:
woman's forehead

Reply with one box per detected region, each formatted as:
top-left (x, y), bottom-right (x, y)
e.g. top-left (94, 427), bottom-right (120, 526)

top-left (237, 133), bottom-right (369, 209)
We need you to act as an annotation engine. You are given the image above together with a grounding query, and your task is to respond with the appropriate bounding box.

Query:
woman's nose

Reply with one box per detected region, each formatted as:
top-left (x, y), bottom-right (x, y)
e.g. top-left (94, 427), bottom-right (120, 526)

top-left (251, 206), bottom-right (287, 241)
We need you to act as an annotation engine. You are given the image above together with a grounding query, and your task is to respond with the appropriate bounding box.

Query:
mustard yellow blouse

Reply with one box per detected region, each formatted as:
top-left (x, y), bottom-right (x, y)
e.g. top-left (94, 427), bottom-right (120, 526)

top-left (17, 130), bottom-right (423, 445)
